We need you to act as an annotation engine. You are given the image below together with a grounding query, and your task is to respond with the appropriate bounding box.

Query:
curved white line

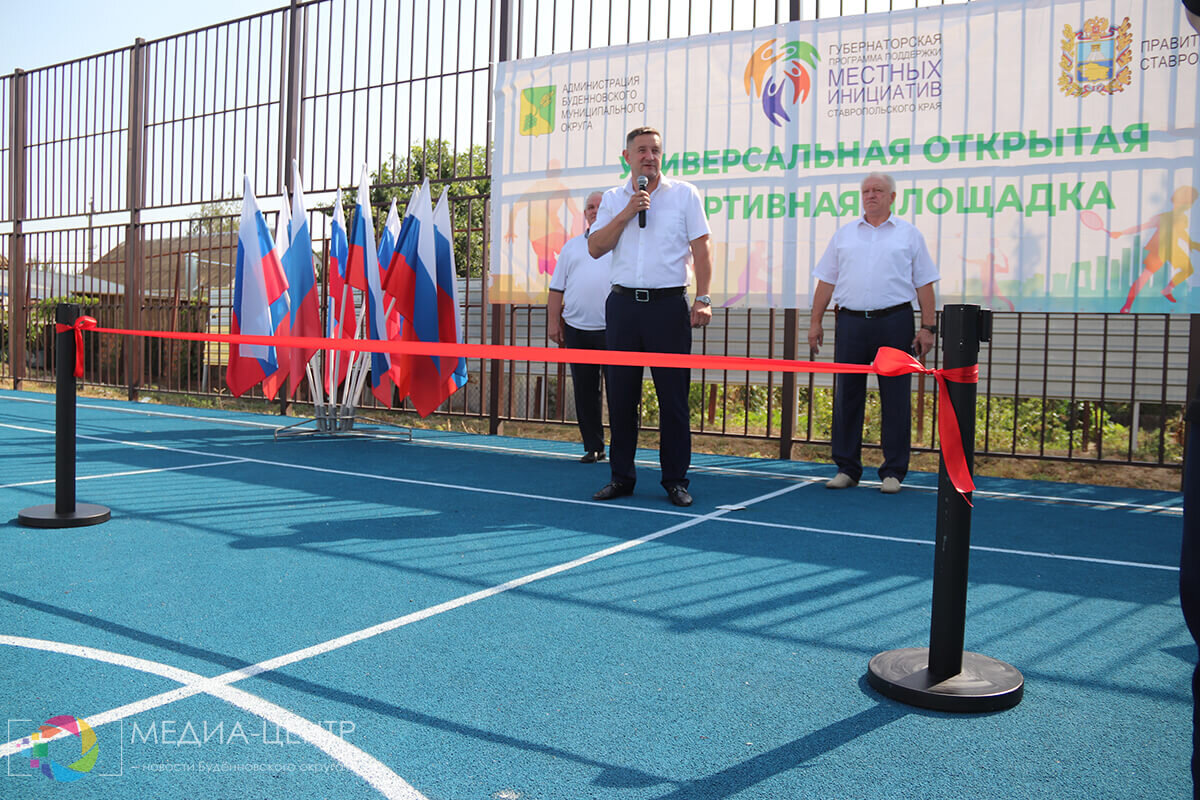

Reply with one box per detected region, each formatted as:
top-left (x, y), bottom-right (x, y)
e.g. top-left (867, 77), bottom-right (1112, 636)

top-left (0, 635), bottom-right (425, 800)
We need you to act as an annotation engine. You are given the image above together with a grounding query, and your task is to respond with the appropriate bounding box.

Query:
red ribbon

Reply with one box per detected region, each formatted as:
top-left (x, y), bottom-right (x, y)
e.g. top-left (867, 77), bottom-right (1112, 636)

top-left (62, 325), bottom-right (979, 500)
top-left (872, 347), bottom-right (978, 504)
top-left (54, 315), bottom-right (98, 379)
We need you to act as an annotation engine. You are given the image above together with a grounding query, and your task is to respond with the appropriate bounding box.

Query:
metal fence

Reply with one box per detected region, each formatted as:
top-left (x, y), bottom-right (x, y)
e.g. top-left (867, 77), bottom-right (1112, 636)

top-left (1, 0), bottom-right (1192, 472)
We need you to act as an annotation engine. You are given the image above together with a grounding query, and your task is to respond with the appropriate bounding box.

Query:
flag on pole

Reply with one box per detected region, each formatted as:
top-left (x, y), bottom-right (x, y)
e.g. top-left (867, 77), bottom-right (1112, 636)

top-left (348, 168), bottom-right (394, 407)
top-left (282, 162), bottom-right (321, 397)
top-left (383, 178), bottom-right (443, 417)
top-left (375, 199), bottom-right (411, 402)
top-left (227, 176), bottom-right (290, 399)
top-left (432, 187), bottom-right (469, 397)
top-left (260, 189), bottom-right (291, 401)
top-left (325, 189), bottom-right (355, 394)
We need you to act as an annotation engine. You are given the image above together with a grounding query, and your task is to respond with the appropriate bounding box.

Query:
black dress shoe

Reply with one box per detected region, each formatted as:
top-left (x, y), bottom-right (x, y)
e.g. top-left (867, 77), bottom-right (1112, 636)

top-left (666, 486), bottom-right (693, 507)
top-left (580, 450), bottom-right (606, 463)
top-left (593, 481), bottom-right (634, 501)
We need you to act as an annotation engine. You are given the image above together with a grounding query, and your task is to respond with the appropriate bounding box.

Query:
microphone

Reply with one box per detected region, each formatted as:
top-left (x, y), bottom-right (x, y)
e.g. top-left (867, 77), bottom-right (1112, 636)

top-left (637, 175), bottom-right (648, 228)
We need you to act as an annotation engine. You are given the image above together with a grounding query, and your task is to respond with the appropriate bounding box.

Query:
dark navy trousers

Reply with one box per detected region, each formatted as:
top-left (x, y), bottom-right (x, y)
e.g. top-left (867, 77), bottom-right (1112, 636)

top-left (604, 291), bottom-right (692, 490)
top-left (562, 323), bottom-right (607, 454)
top-left (1183, 397), bottom-right (1200, 800)
top-left (831, 309), bottom-right (915, 483)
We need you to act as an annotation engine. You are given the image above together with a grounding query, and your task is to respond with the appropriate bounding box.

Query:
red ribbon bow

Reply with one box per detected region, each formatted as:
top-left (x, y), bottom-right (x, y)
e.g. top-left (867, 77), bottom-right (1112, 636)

top-left (871, 346), bottom-right (978, 504)
top-left (54, 316), bottom-right (98, 378)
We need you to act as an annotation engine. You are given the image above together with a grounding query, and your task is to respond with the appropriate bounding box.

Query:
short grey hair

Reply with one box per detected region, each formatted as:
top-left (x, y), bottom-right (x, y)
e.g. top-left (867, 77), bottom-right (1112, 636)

top-left (862, 172), bottom-right (896, 193)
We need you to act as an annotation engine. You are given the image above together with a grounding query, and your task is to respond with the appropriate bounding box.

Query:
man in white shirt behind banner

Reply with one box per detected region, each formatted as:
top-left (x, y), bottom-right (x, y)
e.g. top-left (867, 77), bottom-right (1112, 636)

top-left (548, 191), bottom-right (611, 463)
top-left (808, 172), bottom-right (940, 495)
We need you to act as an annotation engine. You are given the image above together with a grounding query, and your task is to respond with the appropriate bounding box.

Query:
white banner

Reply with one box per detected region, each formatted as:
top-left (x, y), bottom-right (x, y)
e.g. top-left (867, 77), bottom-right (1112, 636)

top-left (491, 0), bottom-right (1200, 313)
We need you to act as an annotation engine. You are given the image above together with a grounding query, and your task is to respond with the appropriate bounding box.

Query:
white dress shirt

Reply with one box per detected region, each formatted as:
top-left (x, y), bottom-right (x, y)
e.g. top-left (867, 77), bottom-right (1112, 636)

top-left (548, 233), bottom-right (610, 331)
top-left (812, 214), bottom-right (940, 310)
top-left (591, 175), bottom-right (710, 289)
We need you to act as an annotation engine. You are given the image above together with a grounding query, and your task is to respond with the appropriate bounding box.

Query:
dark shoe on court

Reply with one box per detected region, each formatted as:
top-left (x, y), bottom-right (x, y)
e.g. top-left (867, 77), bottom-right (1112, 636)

top-left (593, 481), bottom-right (633, 500)
top-left (666, 486), bottom-right (693, 507)
top-left (580, 450), bottom-right (606, 463)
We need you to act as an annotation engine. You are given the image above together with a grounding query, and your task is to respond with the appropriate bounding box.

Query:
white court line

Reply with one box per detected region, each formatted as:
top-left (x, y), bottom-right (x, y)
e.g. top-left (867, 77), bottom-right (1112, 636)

top-left (0, 636), bottom-right (426, 800)
top-left (0, 461), bottom-right (247, 489)
top-left (0, 421), bottom-right (1179, 571)
top-left (715, 517), bottom-right (1180, 572)
top-left (3, 393), bottom-right (1178, 514)
top-left (0, 482), bottom-right (803, 798)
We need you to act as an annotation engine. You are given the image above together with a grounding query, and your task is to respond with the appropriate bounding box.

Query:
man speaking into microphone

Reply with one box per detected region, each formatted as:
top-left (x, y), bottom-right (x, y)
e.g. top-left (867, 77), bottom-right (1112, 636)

top-left (588, 125), bottom-right (714, 507)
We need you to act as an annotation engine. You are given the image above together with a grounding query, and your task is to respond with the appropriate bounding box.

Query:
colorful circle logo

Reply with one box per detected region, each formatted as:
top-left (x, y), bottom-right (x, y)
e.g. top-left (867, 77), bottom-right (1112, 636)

top-left (28, 715), bottom-right (99, 781)
top-left (744, 39), bottom-right (820, 127)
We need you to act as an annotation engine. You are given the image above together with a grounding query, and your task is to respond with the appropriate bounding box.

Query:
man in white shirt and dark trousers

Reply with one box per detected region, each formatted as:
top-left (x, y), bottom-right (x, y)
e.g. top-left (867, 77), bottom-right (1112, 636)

top-left (587, 126), bottom-right (714, 507)
top-left (548, 191), bottom-right (611, 463)
top-left (808, 172), bottom-right (940, 494)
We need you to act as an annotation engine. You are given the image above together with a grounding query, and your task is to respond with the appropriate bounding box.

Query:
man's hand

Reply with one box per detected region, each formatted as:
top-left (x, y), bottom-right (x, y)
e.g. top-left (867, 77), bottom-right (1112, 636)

top-left (911, 327), bottom-right (935, 358)
top-left (547, 318), bottom-right (565, 346)
top-left (690, 302), bottom-right (712, 328)
top-left (807, 321), bottom-right (824, 354)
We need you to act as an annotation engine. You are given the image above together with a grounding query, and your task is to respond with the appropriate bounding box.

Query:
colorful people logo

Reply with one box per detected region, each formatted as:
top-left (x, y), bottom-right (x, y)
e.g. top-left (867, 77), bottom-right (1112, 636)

top-left (743, 39), bottom-right (820, 127)
top-left (1096, 186), bottom-right (1200, 313)
top-left (27, 715), bottom-right (99, 781)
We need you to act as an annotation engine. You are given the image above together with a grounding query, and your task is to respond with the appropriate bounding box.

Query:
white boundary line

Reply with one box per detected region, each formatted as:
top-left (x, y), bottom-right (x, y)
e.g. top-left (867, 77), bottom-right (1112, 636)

top-left (0, 422), bottom-right (1180, 571)
top-left (1, 393), bottom-right (1181, 514)
top-left (0, 483), bottom-right (802, 797)
top-left (0, 461), bottom-right (247, 490)
top-left (0, 636), bottom-right (425, 800)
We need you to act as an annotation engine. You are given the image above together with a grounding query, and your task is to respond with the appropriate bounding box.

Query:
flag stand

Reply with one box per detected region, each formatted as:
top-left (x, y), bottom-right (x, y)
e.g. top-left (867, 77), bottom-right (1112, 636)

top-left (273, 352), bottom-right (412, 441)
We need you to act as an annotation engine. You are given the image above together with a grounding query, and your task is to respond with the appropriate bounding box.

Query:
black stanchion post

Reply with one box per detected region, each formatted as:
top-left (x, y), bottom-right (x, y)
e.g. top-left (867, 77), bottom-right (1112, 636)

top-left (18, 303), bottom-right (111, 528)
top-left (866, 303), bottom-right (1022, 712)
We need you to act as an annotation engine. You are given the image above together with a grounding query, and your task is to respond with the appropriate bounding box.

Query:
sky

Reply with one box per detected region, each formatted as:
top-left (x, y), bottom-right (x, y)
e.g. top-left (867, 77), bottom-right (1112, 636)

top-left (1, 0), bottom-right (287, 74)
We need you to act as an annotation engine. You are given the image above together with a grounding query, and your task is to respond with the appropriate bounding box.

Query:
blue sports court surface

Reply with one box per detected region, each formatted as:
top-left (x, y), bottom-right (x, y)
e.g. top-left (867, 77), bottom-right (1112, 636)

top-left (0, 388), bottom-right (1192, 799)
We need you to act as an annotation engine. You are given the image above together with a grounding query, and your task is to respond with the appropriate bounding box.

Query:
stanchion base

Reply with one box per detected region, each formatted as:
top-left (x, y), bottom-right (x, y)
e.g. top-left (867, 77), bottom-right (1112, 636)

top-left (867, 647), bottom-right (1023, 713)
top-left (18, 503), bottom-right (111, 529)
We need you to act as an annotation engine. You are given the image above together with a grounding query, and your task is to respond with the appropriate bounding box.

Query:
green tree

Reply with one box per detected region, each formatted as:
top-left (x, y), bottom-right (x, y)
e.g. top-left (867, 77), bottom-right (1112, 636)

top-left (188, 202), bottom-right (238, 236)
top-left (368, 139), bottom-right (490, 278)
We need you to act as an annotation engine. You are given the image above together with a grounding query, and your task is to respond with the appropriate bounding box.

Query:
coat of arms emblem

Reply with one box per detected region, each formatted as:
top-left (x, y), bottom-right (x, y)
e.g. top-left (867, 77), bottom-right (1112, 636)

top-left (1059, 17), bottom-right (1132, 97)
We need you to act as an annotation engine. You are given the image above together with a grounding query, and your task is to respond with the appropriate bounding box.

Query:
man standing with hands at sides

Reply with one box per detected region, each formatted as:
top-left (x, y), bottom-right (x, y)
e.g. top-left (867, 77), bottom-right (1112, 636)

top-left (808, 172), bottom-right (940, 495)
top-left (587, 126), bottom-right (713, 507)
top-left (547, 191), bottom-right (611, 463)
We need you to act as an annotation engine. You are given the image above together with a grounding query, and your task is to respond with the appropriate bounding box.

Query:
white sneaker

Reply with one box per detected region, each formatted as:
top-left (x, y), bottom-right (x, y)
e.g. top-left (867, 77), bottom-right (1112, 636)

top-left (881, 477), bottom-right (901, 494)
top-left (825, 472), bottom-right (858, 489)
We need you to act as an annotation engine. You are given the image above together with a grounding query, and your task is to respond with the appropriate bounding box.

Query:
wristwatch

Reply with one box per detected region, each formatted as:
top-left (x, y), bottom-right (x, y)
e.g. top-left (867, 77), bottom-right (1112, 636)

top-left (921, 324), bottom-right (938, 334)
top-left (695, 295), bottom-right (712, 306)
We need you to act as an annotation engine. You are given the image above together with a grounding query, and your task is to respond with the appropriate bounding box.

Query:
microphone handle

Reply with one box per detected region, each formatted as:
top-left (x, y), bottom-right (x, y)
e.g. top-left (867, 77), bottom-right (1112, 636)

top-left (639, 209), bottom-right (646, 228)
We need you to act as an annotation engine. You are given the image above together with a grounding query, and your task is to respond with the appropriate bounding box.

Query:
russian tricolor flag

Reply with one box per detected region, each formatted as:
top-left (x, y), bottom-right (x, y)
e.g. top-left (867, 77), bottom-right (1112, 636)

top-left (349, 169), bottom-right (394, 407)
top-left (227, 176), bottom-right (290, 399)
top-left (383, 179), bottom-right (454, 418)
top-left (282, 161), bottom-right (321, 397)
top-left (376, 199), bottom-right (411, 403)
top-left (432, 187), bottom-right (468, 396)
top-left (325, 189), bottom-right (355, 395)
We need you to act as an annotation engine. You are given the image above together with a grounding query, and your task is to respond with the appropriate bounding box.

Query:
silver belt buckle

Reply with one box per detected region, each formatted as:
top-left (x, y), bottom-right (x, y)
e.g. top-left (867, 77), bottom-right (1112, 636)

top-left (863, 308), bottom-right (877, 318)
top-left (634, 288), bottom-right (650, 302)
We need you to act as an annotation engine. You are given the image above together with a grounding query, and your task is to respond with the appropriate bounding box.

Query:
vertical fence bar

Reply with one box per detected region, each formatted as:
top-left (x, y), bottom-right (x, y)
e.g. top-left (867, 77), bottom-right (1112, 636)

top-left (8, 69), bottom-right (27, 389)
top-left (488, 0), bottom-right (512, 435)
top-left (124, 39), bottom-right (147, 400)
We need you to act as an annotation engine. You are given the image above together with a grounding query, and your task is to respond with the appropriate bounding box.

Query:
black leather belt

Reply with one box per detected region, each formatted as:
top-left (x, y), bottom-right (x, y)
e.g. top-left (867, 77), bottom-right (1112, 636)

top-left (610, 285), bottom-right (687, 302)
top-left (838, 302), bottom-right (911, 319)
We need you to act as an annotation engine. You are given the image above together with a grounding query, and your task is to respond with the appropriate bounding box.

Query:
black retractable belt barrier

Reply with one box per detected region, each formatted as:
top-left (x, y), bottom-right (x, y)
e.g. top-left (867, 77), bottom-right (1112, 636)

top-left (18, 303), bottom-right (111, 528)
top-left (866, 304), bottom-right (1023, 712)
